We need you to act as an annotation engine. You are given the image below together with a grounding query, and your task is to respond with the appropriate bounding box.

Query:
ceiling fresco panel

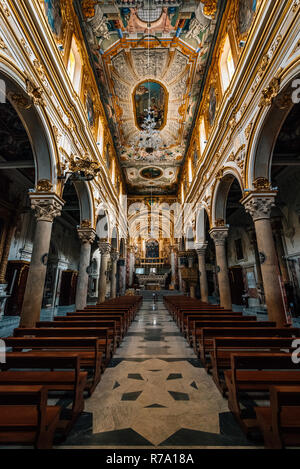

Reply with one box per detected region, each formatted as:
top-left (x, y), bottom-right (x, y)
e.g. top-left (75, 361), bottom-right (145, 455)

top-left (78, 0), bottom-right (224, 194)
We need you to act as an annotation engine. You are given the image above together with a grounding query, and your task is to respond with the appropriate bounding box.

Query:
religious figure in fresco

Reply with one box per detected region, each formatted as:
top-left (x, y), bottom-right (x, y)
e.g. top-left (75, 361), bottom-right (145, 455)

top-left (86, 92), bottom-right (95, 127)
top-left (44, 0), bottom-right (63, 38)
top-left (134, 82), bottom-right (165, 130)
top-left (208, 86), bottom-right (216, 127)
top-left (238, 0), bottom-right (256, 35)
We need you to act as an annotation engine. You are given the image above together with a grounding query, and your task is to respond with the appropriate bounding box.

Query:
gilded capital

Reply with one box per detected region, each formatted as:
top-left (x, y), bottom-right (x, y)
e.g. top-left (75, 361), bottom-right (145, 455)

top-left (30, 193), bottom-right (64, 222)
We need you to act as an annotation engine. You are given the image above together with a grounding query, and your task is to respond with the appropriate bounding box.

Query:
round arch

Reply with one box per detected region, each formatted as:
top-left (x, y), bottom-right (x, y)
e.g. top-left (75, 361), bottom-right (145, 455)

top-left (0, 63), bottom-right (58, 186)
top-left (246, 62), bottom-right (300, 187)
top-left (72, 181), bottom-right (94, 227)
top-left (195, 206), bottom-right (210, 243)
top-left (211, 170), bottom-right (244, 226)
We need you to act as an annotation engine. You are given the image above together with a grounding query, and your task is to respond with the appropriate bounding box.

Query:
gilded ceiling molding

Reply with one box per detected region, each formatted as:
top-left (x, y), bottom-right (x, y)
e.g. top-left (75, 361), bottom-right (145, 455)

top-left (259, 77), bottom-right (281, 107)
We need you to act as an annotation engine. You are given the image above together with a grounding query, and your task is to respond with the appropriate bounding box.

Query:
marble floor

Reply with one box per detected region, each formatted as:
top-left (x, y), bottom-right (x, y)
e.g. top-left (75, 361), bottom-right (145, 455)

top-left (56, 297), bottom-right (261, 449)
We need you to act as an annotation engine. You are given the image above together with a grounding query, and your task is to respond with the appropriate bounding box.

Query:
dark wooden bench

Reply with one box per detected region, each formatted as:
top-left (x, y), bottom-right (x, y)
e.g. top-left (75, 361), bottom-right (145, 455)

top-left (54, 315), bottom-right (125, 341)
top-left (192, 320), bottom-right (277, 354)
top-left (36, 321), bottom-right (118, 351)
top-left (75, 310), bottom-right (131, 331)
top-left (0, 352), bottom-right (87, 436)
top-left (13, 327), bottom-right (113, 363)
top-left (210, 337), bottom-right (297, 394)
top-left (255, 385), bottom-right (300, 449)
top-left (198, 327), bottom-right (300, 366)
top-left (2, 337), bottom-right (103, 395)
top-left (224, 353), bottom-right (300, 436)
top-left (0, 385), bottom-right (60, 449)
top-left (184, 313), bottom-right (250, 342)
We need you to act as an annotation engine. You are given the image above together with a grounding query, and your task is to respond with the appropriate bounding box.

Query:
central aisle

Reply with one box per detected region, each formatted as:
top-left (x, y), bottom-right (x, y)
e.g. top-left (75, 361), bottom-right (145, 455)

top-left (59, 297), bottom-right (257, 448)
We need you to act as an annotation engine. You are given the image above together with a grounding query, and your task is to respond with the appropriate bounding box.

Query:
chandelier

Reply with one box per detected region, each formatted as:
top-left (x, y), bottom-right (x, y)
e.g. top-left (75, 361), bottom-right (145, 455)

top-left (134, 107), bottom-right (163, 154)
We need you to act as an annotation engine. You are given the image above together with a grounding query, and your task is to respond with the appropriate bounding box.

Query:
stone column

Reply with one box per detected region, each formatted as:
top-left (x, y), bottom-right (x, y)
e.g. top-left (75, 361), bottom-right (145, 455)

top-left (209, 227), bottom-right (232, 310)
top-left (20, 193), bottom-right (64, 327)
top-left (97, 242), bottom-right (111, 303)
top-left (242, 191), bottom-right (287, 326)
top-left (196, 242), bottom-right (209, 303)
top-left (248, 227), bottom-right (265, 304)
top-left (118, 258), bottom-right (126, 296)
top-left (187, 251), bottom-right (196, 298)
top-left (128, 247), bottom-right (135, 287)
top-left (178, 251), bottom-right (186, 292)
top-left (110, 250), bottom-right (119, 299)
top-left (75, 226), bottom-right (96, 311)
top-left (272, 218), bottom-right (290, 284)
top-left (170, 245), bottom-right (177, 289)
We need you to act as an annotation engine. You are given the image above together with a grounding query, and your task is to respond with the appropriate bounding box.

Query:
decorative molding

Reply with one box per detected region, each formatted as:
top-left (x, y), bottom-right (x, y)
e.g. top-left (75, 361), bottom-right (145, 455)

top-left (242, 193), bottom-right (277, 221)
top-left (209, 227), bottom-right (229, 245)
top-left (35, 179), bottom-right (53, 192)
top-left (77, 227), bottom-right (96, 244)
top-left (259, 77), bottom-right (281, 107)
top-left (29, 194), bottom-right (64, 222)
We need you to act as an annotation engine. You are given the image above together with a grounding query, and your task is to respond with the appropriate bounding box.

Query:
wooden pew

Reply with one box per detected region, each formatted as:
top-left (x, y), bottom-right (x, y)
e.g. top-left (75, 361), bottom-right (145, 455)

top-left (184, 313), bottom-right (252, 342)
top-left (210, 337), bottom-right (297, 394)
top-left (13, 327), bottom-right (113, 363)
top-left (75, 310), bottom-right (131, 331)
top-left (0, 353), bottom-right (87, 436)
top-left (198, 327), bottom-right (300, 366)
top-left (2, 337), bottom-right (103, 395)
top-left (255, 385), bottom-right (300, 449)
top-left (36, 321), bottom-right (118, 351)
top-left (0, 385), bottom-right (60, 449)
top-left (178, 311), bottom-right (247, 333)
top-left (192, 320), bottom-right (277, 354)
top-left (224, 353), bottom-right (300, 435)
top-left (54, 315), bottom-right (125, 341)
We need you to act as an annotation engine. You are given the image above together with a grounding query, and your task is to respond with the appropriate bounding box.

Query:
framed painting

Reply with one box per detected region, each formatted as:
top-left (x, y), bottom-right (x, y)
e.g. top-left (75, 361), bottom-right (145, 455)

top-left (133, 81), bottom-right (167, 130)
top-left (208, 86), bottom-right (216, 127)
top-left (86, 92), bottom-right (95, 127)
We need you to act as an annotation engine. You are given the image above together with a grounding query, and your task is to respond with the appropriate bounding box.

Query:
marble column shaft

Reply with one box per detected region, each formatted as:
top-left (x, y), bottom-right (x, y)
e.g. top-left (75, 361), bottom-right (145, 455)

top-left (243, 192), bottom-right (286, 326)
top-left (110, 250), bottom-right (119, 299)
top-left (196, 243), bottom-right (209, 303)
top-left (187, 253), bottom-right (196, 298)
top-left (98, 242), bottom-right (111, 303)
top-left (75, 227), bottom-right (96, 311)
top-left (20, 193), bottom-right (64, 328)
top-left (209, 228), bottom-right (232, 310)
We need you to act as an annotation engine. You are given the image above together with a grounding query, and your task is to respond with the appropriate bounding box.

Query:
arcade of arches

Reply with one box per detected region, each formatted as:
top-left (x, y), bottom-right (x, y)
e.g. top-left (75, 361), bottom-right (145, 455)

top-left (0, 0), bottom-right (299, 450)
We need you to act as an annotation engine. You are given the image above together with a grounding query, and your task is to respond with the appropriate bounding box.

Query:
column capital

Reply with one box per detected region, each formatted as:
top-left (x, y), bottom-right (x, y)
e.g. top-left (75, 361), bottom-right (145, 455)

top-left (111, 250), bottom-right (120, 262)
top-left (209, 227), bottom-right (229, 246)
top-left (242, 191), bottom-right (277, 221)
top-left (98, 241), bottom-right (111, 256)
top-left (195, 242), bottom-right (208, 255)
top-left (77, 227), bottom-right (96, 244)
top-left (29, 192), bottom-right (64, 222)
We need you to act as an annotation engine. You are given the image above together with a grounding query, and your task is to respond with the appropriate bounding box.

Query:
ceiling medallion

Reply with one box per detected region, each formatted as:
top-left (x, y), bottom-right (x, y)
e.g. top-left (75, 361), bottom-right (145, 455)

top-left (140, 167), bottom-right (163, 179)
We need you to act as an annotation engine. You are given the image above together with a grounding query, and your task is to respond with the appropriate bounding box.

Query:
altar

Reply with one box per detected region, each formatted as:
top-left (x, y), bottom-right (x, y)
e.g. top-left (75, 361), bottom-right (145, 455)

top-left (137, 272), bottom-right (168, 291)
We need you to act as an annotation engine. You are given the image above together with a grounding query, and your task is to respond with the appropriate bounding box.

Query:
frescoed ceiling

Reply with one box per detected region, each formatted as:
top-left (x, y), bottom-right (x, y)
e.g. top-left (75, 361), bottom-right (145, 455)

top-left (77, 0), bottom-right (224, 194)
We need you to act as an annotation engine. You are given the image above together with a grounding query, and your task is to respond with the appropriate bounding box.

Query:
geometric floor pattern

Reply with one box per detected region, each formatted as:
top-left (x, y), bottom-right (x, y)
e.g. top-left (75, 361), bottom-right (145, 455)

top-left (56, 298), bottom-right (261, 448)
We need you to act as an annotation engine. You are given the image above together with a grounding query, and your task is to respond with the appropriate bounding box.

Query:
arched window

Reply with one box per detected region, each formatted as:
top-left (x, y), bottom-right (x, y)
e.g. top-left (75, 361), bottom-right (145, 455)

top-left (188, 158), bottom-right (193, 184)
top-left (199, 116), bottom-right (206, 156)
top-left (219, 35), bottom-right (235, 93)
top-left (97, 117), bottom-right (104, 155)
top-left (67, 36), bottom-right (82, 94)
